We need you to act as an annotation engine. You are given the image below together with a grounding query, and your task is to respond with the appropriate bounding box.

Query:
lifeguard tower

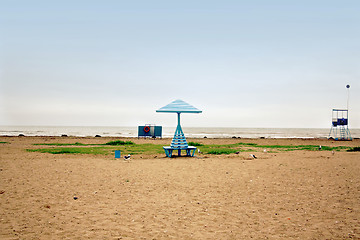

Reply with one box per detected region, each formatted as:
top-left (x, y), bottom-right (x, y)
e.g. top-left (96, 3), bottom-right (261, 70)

top-left (156, 99), bottom-right (202, 157)
top-left (328, 109), bottom-right (352, 140)
top-left (328, 85), bottom-right (352, 141)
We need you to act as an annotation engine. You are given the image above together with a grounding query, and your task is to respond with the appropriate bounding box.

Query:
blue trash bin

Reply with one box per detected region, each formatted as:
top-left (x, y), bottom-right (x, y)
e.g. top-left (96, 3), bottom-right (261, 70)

top-left (115, 150), bottom-right (121, 159)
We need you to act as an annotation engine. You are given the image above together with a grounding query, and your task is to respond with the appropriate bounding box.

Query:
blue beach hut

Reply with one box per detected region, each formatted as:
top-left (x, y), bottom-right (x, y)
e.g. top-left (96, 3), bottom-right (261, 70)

top-left (156, 99), bottom-right (202, 157)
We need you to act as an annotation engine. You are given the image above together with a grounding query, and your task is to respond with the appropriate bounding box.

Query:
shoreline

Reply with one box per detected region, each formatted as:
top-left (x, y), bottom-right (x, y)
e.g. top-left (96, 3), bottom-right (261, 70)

top-left (1, 126), bottom-right (359, 139)
top-left (0, 135), bottom-right (335, 139)
top-left (1, 135), bottom-right (359, 142)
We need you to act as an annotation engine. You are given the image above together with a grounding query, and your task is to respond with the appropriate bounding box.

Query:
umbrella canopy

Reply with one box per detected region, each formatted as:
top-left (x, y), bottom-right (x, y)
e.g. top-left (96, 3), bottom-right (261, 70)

top-left (156, 99), bottom-right (202, 113)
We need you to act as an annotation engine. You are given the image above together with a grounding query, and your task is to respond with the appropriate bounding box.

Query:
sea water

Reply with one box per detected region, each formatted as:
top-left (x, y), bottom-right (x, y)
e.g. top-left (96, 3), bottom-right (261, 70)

top-left (1, 126), bottom-right (359, 139)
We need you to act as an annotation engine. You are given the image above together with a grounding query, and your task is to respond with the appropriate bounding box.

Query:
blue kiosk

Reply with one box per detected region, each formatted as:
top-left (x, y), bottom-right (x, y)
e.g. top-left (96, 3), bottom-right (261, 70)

top-left (138, 124), bottom-right (162, 138)
top-left (156, 99), bottom-right (202, 157)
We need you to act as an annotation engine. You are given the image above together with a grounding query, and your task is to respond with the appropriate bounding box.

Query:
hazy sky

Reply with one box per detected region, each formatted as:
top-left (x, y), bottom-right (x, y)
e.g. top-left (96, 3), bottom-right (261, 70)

top-left (1, 0), bottom-right (359, 128)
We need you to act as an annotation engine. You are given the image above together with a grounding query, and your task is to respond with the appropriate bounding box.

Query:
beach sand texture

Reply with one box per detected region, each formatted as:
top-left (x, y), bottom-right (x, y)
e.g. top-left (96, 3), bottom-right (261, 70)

top-left (1, 137), bottom-right (359, 239)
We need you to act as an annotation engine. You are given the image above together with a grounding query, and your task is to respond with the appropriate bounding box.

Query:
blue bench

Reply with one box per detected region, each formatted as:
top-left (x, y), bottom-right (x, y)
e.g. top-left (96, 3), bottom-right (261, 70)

top-left (163, 129), bottom-right (197, 157)
top-left (163, 146), bottom-right (197, 158)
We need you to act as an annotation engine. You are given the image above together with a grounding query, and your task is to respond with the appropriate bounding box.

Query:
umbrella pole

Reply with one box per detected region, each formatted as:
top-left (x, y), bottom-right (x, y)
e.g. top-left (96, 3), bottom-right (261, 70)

top-left (177, 112), bottom-right (181, 155)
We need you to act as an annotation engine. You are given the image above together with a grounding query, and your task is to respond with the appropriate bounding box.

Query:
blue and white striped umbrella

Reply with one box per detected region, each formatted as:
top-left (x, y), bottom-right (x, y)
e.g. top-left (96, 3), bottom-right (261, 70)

top-left (156, 99), bottom-right (202, 113)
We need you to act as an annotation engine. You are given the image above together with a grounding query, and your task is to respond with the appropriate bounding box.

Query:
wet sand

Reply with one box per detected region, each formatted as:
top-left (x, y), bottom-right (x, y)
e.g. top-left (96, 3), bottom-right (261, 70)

top-left (1, 136), bottom-right (359, 239)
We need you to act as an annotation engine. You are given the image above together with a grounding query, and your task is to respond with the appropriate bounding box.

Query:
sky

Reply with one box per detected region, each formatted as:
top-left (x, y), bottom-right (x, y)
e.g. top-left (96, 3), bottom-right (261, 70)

top-left (1, 0), bottom-right (359, 128)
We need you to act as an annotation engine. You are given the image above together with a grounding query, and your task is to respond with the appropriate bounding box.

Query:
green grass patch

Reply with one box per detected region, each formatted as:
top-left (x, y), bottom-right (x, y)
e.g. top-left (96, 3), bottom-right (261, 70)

top-left (27, 147), bottom-right (108, 155)
top-left (34, 142), bottom-right (88, 146)
top-left (236, 142), bottom-right (258, 146)
top-left (34, 140), bottom-right (135, 147)
top-left (26, 140), bottom-right (353, 156)
top-left (347, 146), bottom-right (360, 152)
top-left (188, 141), bottom-right (204, 146)
top-left (105, 140), bottom-right (134, 145)
top-left (196, 142), bottom-right (350, 154)
top-left (120, 143), bottom-right (163, 155)
top-left (0, 142), bottom-right (8, 144)
top-left (233, 143), bottom-right (349, 152)
top-left (27, 143), bottom-right (163, 155)
top-left (207, 148), bottom-right (238, 155)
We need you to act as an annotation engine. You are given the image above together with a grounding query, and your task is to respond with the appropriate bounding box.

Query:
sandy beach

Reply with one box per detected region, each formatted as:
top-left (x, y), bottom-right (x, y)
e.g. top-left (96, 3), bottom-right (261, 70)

top-left (1, 136), bottom-right (359, 239)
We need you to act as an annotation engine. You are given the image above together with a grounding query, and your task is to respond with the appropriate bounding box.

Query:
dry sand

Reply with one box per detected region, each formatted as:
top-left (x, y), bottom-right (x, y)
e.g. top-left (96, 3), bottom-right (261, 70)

top-left (1, 136), bottom-right (359, 239)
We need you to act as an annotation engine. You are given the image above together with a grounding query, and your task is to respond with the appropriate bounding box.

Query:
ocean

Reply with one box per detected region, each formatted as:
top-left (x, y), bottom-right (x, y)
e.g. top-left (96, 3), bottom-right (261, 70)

top-left (1, 126), bottom-right (359, 139)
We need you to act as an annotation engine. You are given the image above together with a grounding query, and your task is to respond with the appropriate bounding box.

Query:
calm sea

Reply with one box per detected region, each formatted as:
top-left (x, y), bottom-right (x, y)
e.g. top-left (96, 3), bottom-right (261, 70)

top-left (1, 126), bottom-right (359, 139)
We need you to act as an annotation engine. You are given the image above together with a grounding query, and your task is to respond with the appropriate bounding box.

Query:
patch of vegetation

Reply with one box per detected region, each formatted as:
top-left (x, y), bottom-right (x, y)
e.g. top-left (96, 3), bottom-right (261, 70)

top-left (105, 140), bottom-right (134, 146)
top-left (195, 142), bottom-right (351, 155)
top-left (347, 146), bottom-right (360, 152)
top-left (207, 149), bottom-right (238, 155)
top-left (119, 143), bottom-right (163, 155)
top-left (236, 142), bottom-right (258, 146)
top-left (0, 142), bottom-right (8, 144)
top-left (27, 147), bottom-right (108, 155)
top-left (233, 143), bottom-right (349, 152)
top-left (26, 140), bottom-right (353, 156)
top-left (34, 142), bottom-right (87, 146)
top-left (34, 140), bottom-right (135, 147)
top-left (27, 143), bottom-right (163, 155)
top-left (188, 141), bottom-right (204, 146)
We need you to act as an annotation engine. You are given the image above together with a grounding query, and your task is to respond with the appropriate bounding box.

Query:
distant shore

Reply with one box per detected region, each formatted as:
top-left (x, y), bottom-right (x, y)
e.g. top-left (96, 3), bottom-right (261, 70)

top-left (1, 135), bottom-right (359, 144)
top-left (1, 126), bottom-right (359, 139)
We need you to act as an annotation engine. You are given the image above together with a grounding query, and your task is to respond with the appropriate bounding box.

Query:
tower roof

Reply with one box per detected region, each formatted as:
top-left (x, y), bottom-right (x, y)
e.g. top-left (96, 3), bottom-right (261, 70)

top-left (156, 99), bottom-right (202, 113)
